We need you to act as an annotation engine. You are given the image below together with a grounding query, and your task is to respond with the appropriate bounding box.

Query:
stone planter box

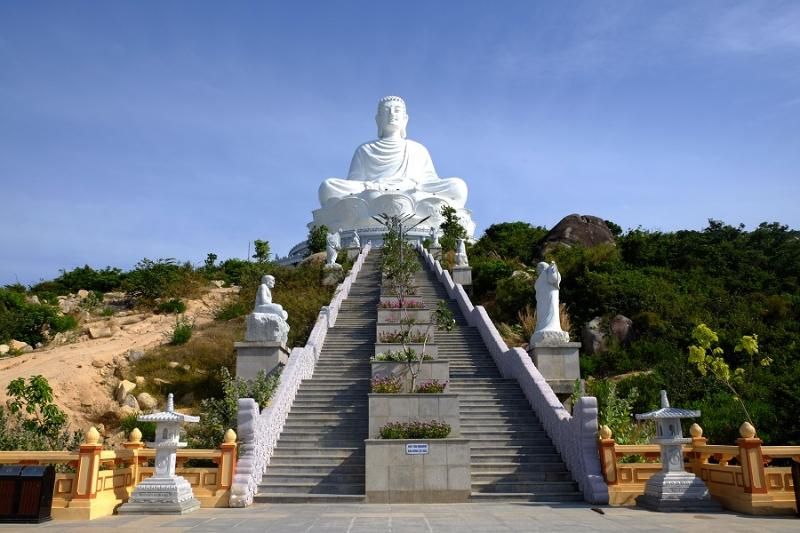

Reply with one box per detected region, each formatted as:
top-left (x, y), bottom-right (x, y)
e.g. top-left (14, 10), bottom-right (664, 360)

top-left (365, 439), bottom-right (471, 503)
top-left (368, 393), bottom-right (460, 439)
top-left (374, 343), bottom-right (437, 358)
top-left (376, 307), bottom-right (432, 324)
top-left (376, 323), bottom-right (435, 343)
top-left (371, 360), bottom-right (450, 393)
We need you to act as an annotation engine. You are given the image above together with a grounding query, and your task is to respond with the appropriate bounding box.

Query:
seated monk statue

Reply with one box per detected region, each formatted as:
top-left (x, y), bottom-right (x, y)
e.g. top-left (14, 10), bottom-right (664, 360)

top-left (253, 275), bottom-right (288, 320)
top-left (318, 96), bottom-right (468, 209)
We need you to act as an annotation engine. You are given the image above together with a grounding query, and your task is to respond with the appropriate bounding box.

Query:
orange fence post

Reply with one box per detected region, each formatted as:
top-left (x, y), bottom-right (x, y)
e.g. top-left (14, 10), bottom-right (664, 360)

top-left (218, 429), bottom-right (238, 489)
top-left (598, 425), bottom-right (618, 485)
top-left (737, 422), bottom-right (768, 494)
top-left (73, 427), bottom-right (102, 501)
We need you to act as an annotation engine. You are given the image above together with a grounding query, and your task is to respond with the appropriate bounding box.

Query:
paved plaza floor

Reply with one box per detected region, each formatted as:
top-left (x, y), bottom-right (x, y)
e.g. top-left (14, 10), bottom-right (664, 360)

top-left (0, 503), bottom-right (797, 533)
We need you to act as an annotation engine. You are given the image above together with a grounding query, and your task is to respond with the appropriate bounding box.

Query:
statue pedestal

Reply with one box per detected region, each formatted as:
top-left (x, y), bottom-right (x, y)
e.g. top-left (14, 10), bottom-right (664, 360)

top-left (528, 342), bottom-right (581, 394)
top-left (452, 266), bottom-right (472, 286)
top-left (118, 475), bottom-right (200, 515)
top-left (347, 246), bottom-right (361, 260)
top-left (235, 341), bottom-right (289, 381)
top-left (429, 244), bottom-right (442, 261)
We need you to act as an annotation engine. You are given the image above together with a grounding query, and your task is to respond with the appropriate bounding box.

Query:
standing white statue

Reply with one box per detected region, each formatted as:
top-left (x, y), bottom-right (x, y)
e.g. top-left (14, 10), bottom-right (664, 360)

top-left (531, 262), bottom-right (570, 345)
top-left (325, 230), bottom-right (341, 265)
top-left (455, 238), bottom-right (469, 267)
top-left (245, 275), bottom-right (289, 343)
top-left (352, 229), bottom-right (361, 249)
top-left (430, 227), bottom-right (440, 247)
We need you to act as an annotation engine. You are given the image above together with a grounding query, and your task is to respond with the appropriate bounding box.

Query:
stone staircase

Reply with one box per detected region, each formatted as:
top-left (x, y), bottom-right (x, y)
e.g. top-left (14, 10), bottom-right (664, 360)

top-left (413, 257), bottom-right (583, 502)
top-left (255, 252), bottom-right (381, 503)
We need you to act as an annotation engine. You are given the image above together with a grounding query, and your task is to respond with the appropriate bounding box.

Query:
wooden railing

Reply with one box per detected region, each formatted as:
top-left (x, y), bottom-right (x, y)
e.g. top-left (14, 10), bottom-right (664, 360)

top-left (0, 426), bottom-right (237, 520)
top-left (598, 422), bottom-right (799, 515)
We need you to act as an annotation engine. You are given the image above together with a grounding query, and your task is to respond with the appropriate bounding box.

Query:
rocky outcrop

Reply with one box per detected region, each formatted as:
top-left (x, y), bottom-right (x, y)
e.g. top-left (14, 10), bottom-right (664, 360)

top-left (582, 314), bottom-right (634, 355)
top-left (539, 214), bottom-right (616, 256)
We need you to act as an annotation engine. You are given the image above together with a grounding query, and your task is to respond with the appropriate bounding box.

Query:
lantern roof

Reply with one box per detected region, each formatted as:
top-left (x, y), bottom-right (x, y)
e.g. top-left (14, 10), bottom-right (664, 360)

top-left (136, 393), bottom-right (200, 423)
top-left (635, 390), bottom-right (700, 420)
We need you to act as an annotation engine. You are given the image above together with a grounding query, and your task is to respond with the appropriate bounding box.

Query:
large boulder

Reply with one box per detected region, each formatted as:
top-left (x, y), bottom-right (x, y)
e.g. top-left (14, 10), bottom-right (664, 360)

top-left (8, 339), bottom-right (32, 353)
top-left (136, 392), bottom-right (158, 410)
top-left (539, 214), bottom-right (616, 256)
top-left (115, 380), bottom-right (137, 404)
top-left (582, 317), bottom-right (606, 355)
top-left (609, 314), bottom-right (634, 344)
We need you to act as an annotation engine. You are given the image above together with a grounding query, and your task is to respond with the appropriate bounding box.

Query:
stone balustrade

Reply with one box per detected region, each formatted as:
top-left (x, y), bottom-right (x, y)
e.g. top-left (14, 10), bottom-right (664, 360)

top-left (416, 242), bottom-right (609, 504)
top-left (230, 243), bottom-right (373, 507)
top-left (598, 422), bottom-right (799, 515)
top-left (0, 427), bottom-right (237, 520)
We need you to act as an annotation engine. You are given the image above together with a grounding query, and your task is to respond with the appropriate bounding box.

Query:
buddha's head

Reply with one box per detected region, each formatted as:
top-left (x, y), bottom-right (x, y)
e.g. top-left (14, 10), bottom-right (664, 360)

top-left (262, 275), bottom-right (275, 288)
top-left (376, 95), bottom-right (408, 139)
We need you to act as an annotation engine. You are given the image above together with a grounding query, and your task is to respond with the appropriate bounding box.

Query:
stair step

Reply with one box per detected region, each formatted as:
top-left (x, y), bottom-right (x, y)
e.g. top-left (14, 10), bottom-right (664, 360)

top-left (254, 493), bottom-right (365, 503)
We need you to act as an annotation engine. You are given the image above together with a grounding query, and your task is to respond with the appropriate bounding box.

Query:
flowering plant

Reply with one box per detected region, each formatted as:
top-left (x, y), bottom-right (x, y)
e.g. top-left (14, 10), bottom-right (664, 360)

top-left (370, 375), bottom-right (402, 394)
top-left (379, 420), bottom-right (451, 439)
top-left (415, 380), bottom-right (447, 394)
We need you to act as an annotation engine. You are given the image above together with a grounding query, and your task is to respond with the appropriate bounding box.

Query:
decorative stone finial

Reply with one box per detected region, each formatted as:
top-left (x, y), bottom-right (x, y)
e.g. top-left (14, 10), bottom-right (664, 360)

top-left (599, 425), bottom-right (613, 440)
top-left (689, 423), bottom-right (703, 438)
top-left (166, 393), bottom-right (175, 412)
top-left (223, 428), bottom-right (237, 444)
top-left (739, 421), bottom-right (756, 438)
top-left (85, 426), bottom-right (100, 445)
top-left (129, 427), bottom-right (143, 443)
top-left (660, 390), bottom-right (670, 408)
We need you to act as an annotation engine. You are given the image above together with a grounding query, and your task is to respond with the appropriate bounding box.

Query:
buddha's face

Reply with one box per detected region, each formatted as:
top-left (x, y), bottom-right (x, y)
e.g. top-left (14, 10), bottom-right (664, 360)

top-left (376, 100), bottom-right (408, 138)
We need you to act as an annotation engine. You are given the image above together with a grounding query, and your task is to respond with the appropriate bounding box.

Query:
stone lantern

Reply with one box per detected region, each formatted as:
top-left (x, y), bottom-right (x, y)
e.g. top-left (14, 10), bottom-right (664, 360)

top-left (118, 393), bottom-right (201, 514)
top-left (634, 390), bottom-right (720, 512)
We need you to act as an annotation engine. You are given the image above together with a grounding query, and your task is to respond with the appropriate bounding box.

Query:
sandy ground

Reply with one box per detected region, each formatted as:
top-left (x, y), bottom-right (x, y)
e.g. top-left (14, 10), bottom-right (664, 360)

top-left (0, 286), bottom-right (238, 432)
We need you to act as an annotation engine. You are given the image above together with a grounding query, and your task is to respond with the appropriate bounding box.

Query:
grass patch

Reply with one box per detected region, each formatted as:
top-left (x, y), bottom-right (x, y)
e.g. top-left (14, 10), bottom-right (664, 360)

top-left (131, 319), bottom-right (244, 409)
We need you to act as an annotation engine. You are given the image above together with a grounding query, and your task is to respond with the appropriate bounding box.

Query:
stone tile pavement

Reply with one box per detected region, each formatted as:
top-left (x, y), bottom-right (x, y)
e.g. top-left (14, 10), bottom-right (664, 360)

top-left (0, 503), bottom-right (796, 532)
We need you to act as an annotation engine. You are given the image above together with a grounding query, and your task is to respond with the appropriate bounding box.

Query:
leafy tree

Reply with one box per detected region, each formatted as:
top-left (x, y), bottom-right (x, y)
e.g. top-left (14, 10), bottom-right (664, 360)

top-left (687, 324), bottom-right (771, 424)
top-left (0, 375), bottom-right (82, 451)
top-left (252, 240), bottom-right (271, 263)
top-left (438, 205), bottom-right (466, 252)
top-left (204, 252), bottom-right (218, 270)
top-left (307, 225), bottom-right (329, 255)
top-left (470, 221), bottom-right (548, 265)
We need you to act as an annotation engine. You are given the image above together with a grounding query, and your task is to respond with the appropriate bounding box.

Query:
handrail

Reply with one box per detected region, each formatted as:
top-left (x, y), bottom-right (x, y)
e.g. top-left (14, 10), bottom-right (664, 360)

top-left (415, 243), bottom-right (609, 504)
top-left (229, 243), bottom-right (373, 507)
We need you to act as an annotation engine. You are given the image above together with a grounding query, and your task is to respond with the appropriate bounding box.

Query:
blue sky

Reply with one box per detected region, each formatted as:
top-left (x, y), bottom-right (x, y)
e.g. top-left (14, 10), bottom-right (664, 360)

top-left (1, 1), bottom-right (799, 286)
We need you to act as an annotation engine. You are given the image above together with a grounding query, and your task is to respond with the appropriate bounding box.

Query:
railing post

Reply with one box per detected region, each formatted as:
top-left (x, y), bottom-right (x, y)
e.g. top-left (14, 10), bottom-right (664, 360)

top-left (737, 422), bottom-right (768, 494)
top-left (219, 429), bottom-right (238, 489)
top-left (598, 425), bottom-right (618, 485)
top-left (73, 427), bottom-right (102, 501)
top-left (123, 428), bottom-right (145, 490)
top-left (688, 423), bottom-right (708, 474)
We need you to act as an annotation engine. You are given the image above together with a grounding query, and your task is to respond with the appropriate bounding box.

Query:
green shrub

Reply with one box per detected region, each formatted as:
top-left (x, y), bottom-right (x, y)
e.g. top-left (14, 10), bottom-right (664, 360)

top-left (379, 420), bottom-right (451, 439)
top-left (214, 301), bottom-right (248, 321)
top-left (119, 413), bottom-right (156, 442)
top-left (0, 375), bottom-right (82, 451)
top-left (372, 349), bottom-right (433, 362)
top-left (306, 225), bottom-right (328, 255)
top-left (169, 316), bottom-right (194, 345)
top-left (31, 265), bottom-right (124, 296)
top-left (157, 299), bottom-right (187, 314)
top-left (187, 367), bottom-right (280, 448)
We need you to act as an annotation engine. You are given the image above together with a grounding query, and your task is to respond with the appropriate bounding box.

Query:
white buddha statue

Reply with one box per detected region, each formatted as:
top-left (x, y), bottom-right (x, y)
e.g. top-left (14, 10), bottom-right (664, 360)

top-left (531, 262), bottom-right (570, 346)
top-left (253, 275), bottom-right (287, 320)
top-left (319, 96), bottom-right (468, 208)
top-left (309, 96), bottom-right (474, 239)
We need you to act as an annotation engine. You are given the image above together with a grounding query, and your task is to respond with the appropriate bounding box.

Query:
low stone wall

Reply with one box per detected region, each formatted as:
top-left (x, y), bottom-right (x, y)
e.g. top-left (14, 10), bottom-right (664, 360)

top-left (374, 342), bottom-right (438, 358)
top-left (371, 360), bottom-right (450, 392)
top-left (368, 393), bottom-right (460, 439)
top-left (365, 439), bottom-right (471, 503)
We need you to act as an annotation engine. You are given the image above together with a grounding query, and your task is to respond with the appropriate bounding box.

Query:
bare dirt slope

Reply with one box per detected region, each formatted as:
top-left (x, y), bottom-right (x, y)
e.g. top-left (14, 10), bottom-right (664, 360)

top-left (0, 287), bottom-right (238, 432)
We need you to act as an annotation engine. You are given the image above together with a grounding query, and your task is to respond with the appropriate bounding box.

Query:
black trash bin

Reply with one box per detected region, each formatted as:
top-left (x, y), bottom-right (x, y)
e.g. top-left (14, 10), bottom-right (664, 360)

top-left (0, 465), bottom-right (54, 524)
